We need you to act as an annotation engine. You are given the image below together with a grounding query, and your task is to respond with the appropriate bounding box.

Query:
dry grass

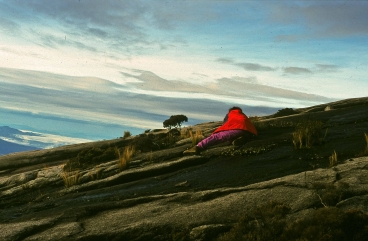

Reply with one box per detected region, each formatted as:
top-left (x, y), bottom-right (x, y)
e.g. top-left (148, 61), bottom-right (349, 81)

top-left (116, 145), bottom-right (135, 170)
top-left (88, 167), bottom-right (102, 181)
top-left (292, 120), bottom-right (324, 149)
top-left (189, 129), bottom-right (204, 146)
top-left (61, 168), bottom-right (81, 188)
top-left (329, 150), bottom-right (338, 168)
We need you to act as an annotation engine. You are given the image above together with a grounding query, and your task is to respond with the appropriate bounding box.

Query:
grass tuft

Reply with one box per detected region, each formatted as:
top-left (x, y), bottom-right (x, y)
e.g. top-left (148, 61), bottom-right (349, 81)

top-left (329, 150), bottom-right (338, 168)
top-left (61, 167), bottom-right (81, 188)
top-left (116, 145), bottom-right (135, 171)
top-left (292, 120), bottom-right (324, 149)
top-left (189, 129), bottom-right (204, 146)
top-left (88, 167), bottom-right (102, 181)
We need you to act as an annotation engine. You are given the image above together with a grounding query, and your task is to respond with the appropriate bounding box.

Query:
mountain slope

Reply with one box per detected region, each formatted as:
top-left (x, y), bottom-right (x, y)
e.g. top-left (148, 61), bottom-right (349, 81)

top-left (0, 96), bottom-right (367, 240)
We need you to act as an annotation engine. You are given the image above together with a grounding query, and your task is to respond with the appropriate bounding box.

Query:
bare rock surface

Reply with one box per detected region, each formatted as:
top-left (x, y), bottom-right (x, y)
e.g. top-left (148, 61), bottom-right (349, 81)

top-left (0, 97), bottom-right (367, 240)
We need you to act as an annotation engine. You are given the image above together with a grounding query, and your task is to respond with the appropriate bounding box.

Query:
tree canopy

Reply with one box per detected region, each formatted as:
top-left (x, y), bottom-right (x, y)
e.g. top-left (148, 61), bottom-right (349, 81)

top-left (163, 115), bottom-right (188, 129)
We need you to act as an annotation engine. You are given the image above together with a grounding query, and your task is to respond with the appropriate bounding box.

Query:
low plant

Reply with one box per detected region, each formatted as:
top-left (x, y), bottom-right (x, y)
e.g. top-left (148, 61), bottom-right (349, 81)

top-left (292, 120), bottom-right (325, 149)
top-left (116, 145), bottom-right (135, 170)
top-left (250, 118), bottom-right (295, 131)
top-left (88, 167), bottom-right (102, 181)
top-left (217, 201), bottom-right (291, 241)
top-left (123, 131), bottom-right (131, 139)
top-left (221, 143), bottom-right (276, 157)
top-left (273, 107), bottom-right (298, 118)
top-left (64, 146), bottom-right (116, 171)
top-left (313, 182), bottom-right (350, 207)
top-left (217, 201), bottom-right (368, 241)
top-left (189, 129), bottom-right (204, 146)
top-left (355, 133), bottom-right (368, 157)
top-left (249, 116), bottom-right (267, 131)
top-left (61, 168), bottom-right (81, 188)
top-left (329, 150), bottom-right (338, 167)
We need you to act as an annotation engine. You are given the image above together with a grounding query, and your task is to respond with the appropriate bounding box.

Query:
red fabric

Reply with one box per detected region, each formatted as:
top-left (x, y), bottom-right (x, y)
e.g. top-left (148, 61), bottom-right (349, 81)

top-left (213, 110), bottom-right (258, 135)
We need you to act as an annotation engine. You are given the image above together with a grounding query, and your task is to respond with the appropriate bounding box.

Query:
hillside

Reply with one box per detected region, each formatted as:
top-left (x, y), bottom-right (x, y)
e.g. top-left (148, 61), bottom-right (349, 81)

top-left (0, 97), bottom-right (368, 241)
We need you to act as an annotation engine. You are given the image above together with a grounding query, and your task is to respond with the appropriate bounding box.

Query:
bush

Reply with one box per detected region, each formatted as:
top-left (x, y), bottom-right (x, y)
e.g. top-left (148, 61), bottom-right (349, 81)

top-left (273, 108), bottom-right (298, 118)
top-left (123, 131), bottom-right (131, 138)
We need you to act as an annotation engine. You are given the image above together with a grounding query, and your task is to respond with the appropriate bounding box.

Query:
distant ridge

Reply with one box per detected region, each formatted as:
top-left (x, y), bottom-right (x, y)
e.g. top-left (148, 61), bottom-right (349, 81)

top-left (0, 138), bottom-right (39, 155)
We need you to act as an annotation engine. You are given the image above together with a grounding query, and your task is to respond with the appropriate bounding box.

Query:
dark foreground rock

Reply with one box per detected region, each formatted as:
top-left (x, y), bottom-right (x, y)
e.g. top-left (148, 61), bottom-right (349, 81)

top-left (0, 97), bottom-right (367, 241)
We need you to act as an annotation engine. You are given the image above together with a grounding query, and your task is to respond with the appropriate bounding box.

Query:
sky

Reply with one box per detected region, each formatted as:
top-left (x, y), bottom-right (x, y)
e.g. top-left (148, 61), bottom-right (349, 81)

top-left (0, 0), bottom-right (367, 143)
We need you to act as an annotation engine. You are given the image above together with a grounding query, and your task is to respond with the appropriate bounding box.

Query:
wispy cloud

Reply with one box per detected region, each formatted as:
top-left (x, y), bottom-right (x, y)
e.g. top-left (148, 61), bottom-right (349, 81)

top-left (284, 67), bottom-right (312, 75)
top-left (283, 64), bottom-right (340, 75)
top-left (216, 58), bottom-right (276, 71)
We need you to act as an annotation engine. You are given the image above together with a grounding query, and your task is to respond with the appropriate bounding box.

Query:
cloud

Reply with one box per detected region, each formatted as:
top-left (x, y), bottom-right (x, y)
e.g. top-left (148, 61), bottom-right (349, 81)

top-left (216, 58), bottom-right (276, 72)
top-left (283, 64), bottom-right (340, 75)
top-left (216, 58), bottom-right (235, 64)
top-left (0, 67), bottom-right (334, 119)
top-left (284, 67), bottom-right (312, 75)
top-left (120, 67), bottom-right (335, 107)
top-left (269, 1), bottom-right (368, 39)
top-left (315, 64), bottom-right (339, 73)
top-left (236, 63), bottom-right (276, 72)
top-left (216, 77), bottom-right (332, 104)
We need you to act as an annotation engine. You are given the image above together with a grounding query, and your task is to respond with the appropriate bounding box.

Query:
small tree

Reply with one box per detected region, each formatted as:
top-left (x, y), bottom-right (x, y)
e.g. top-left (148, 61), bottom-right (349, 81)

top-left (163, 115), bottom-right (188, 129)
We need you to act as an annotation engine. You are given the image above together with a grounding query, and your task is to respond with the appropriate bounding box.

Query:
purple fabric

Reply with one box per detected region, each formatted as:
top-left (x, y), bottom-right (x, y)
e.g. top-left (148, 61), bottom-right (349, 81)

top-left (197, 129), bottom-right (246, 149)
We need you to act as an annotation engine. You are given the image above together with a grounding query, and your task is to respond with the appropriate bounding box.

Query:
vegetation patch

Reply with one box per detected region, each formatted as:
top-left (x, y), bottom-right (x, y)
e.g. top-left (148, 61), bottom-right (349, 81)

top-left (116, 145), bottom-right (135, 171)
top-left (163, 114), bottom-right (188, 129)
top-left (61, 169), bottom-right (81, 188)
top-left (292, 120), bottom-right (326, 149)
top-left (131, 135), bottom-right (161, 152)
top-left (217, 201), bottom-right (291, 241)
top-left (188, 129), bottom-right (204, 146)
top-left (221, 143), bottom-right (276, 157)
top-left (64, 146), bottom-right (116, 171)
top-left (313, 182), bottom-right (351, 207)
top-left (273, 108), bottom-right (298, 118)
top-left (123, 131), bottom-right (131, 139)
top-left (217, 201), bottom-right (368, 241)
top-left (329, 150), bottom-right (338, 168)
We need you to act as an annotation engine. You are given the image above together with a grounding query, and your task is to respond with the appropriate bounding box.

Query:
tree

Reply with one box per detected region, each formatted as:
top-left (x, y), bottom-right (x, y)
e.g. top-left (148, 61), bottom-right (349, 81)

top-left (163, 115), bottom-right (188, 129)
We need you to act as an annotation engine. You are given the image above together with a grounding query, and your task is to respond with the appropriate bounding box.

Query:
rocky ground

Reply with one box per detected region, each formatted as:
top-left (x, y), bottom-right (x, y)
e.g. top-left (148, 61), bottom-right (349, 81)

top-left (0, 97), bottom-right (367, 241)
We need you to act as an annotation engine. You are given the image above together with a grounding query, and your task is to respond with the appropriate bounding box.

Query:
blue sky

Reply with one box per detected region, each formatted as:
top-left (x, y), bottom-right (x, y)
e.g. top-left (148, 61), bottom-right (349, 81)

top-left (0, 0), bottom-right (367, 142)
